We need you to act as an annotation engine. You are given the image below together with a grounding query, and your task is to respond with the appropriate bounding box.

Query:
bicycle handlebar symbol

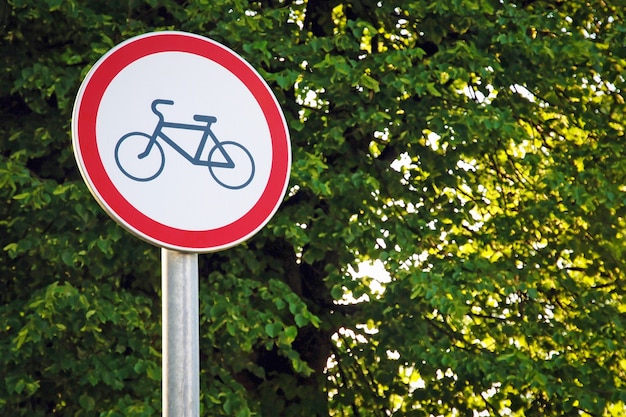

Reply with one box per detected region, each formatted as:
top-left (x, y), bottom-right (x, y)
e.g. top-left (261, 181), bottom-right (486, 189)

top-left (114, 99), bottom-right (255, 190)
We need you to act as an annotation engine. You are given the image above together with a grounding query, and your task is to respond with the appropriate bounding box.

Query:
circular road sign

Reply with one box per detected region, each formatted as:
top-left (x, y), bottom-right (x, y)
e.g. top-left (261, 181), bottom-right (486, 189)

top-left (72, 31), bottom-right (291, 253)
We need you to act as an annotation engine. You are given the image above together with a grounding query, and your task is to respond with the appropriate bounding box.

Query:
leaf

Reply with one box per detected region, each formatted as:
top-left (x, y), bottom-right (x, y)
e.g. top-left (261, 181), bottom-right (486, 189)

top-left (264, 322), bottom-right (282, 338)
top-left (358, 74), bottom-right (380, 92)
top-left (12, 192), bottom-right (30, 200)
top-left (280, 325), bottom-right (298, 345)
top-left (79, 394), bottom-right (96, 411)
top-left (294, 313), bottom-right (308, 327)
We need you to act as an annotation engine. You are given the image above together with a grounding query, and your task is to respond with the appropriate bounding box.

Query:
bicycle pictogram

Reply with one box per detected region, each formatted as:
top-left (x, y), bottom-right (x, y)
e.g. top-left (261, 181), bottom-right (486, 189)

top-left (114, 99), bottom-right (255, 189)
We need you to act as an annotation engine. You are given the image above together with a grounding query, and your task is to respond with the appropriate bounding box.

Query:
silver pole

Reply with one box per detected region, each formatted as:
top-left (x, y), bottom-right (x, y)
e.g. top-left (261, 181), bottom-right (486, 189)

top-left (162, 249), bottom-right (200, 417)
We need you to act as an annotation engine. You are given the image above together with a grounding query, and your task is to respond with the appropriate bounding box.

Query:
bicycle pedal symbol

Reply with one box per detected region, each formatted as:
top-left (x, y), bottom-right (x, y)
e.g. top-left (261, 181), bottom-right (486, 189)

top-left (115, 99), bottom-right (255, 190)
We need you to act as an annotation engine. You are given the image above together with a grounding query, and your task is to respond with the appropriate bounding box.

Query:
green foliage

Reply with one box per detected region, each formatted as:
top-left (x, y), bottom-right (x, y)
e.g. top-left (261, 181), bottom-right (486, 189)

top-left (2, 0), bottom-right (626, 416)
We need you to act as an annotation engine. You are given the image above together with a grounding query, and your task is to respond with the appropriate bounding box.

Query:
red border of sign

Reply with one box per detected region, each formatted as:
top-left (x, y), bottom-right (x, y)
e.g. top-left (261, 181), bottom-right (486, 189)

top-left (72, 32), bottom-right (290, 252)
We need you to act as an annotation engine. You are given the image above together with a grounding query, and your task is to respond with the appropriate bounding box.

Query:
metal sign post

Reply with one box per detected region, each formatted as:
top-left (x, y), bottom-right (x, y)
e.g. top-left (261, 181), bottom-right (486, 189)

top-left (162, 249), bottom-right (199, 417)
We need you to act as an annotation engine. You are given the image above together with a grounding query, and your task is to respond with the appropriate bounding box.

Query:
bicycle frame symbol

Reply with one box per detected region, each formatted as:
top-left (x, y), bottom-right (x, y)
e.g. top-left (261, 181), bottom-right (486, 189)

top-left (114, 99), bottom-right (255, 190)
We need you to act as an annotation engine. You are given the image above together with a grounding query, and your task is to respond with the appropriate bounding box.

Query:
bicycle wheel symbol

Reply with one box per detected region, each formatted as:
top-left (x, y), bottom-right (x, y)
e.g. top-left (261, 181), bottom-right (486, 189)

top-left (209, 141), bottom-right (255, 190)
top-left (115, 132), bottom-right (165, 182)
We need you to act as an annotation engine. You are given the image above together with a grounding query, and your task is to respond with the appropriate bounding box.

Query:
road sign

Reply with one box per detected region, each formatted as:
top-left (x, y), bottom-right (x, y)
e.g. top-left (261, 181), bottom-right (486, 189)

top-left (72, 31), bottom-right (291, 252)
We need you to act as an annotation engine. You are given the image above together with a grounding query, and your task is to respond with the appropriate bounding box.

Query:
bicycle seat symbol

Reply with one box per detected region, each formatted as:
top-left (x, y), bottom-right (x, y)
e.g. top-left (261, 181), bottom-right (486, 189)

top-left (114, 99), bottom-right (255, 190)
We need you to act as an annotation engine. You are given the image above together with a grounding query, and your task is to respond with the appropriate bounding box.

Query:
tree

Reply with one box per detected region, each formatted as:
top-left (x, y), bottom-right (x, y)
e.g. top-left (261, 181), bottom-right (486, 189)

top-left (2, 0), bottom-right (626, 415)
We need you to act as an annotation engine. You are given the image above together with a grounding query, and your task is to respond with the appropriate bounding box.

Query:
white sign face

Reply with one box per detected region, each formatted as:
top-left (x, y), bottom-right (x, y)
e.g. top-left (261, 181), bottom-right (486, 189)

top-left (72, 32), bottom-right (291, 252)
